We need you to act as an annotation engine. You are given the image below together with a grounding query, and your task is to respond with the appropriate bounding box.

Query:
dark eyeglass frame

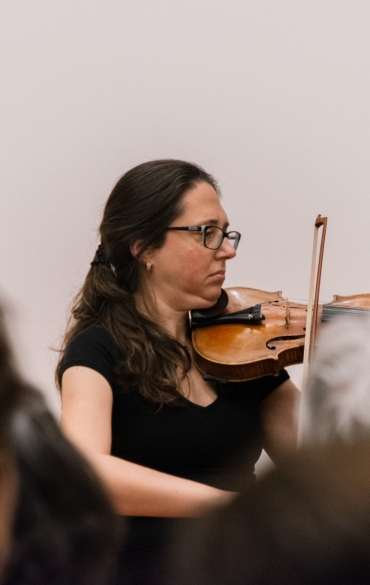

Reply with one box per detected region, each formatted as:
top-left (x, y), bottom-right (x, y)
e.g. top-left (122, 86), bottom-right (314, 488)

top-left (166, 225), bottom-right (241, 250)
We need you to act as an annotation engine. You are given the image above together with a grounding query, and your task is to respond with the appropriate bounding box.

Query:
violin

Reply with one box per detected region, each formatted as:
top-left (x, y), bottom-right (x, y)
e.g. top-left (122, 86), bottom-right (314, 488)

top-left (191, 286), bottom-right (370, 382)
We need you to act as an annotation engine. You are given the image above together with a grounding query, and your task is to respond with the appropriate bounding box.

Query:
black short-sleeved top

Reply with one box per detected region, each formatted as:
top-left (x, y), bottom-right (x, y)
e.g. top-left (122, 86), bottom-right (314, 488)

top-left (61, 325), bottom-right (289, 550)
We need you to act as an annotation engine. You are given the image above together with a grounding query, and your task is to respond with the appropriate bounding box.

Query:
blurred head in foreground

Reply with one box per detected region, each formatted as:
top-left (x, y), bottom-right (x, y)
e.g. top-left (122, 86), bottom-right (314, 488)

top-left (0, 302), bottom-right (122, 585)
top-left (0, 305), bottom-right (25, 579)
top-left (5, 389), bottom-right (122, 585)
top-left (304, 315), bottom-right (370, 444)
top-left (170, 440), bottom-right (370, 585)
top-left (169, 316), bottom-right (370, 585)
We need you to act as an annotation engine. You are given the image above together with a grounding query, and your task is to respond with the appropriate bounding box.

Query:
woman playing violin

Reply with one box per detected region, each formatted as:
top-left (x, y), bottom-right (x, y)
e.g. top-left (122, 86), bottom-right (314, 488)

top-left (57, 159), bottom-right (299, 585)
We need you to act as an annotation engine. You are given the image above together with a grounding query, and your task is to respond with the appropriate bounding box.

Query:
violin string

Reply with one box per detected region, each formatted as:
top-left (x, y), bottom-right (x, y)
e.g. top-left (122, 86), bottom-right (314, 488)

top-left (323, 307), bottom-right (369, 317)
top-left (259, 300), bottom-right (370, 316)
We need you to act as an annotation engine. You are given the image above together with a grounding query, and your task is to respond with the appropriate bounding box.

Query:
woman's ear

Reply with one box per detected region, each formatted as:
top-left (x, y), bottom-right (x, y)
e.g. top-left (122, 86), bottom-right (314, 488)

top-left (130, 240), bottom-right (154, 264)
top-left (130, 240), bottom-right (143, 259)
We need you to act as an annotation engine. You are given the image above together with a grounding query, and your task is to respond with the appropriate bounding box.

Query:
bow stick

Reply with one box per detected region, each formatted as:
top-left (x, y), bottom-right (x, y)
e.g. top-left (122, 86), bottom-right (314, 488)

top-left (297, 215), bottom-right (328, 446)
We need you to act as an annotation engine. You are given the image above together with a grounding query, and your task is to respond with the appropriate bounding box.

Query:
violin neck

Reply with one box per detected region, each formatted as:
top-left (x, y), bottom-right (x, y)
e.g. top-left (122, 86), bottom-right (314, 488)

top-left (321, 304), bottom-right (369, 323)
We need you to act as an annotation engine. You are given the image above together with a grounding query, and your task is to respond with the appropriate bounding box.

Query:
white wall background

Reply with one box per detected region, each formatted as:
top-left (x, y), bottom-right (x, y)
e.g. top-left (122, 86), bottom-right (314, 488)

top-left (1, 1), bottom-right (370, 427)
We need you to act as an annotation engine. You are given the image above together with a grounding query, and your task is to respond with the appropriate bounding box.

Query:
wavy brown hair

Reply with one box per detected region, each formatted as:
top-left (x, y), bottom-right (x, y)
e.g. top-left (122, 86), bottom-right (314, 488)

top-left (56, 159), bottom-right (220, 405)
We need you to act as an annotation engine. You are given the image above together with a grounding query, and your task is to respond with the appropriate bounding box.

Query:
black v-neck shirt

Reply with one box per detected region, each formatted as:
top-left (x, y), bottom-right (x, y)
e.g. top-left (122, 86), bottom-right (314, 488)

top-left (61, 325), bottom-right (289, 551)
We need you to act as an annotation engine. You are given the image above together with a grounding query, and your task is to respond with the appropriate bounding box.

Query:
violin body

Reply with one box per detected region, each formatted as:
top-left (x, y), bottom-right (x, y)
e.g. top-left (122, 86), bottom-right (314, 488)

top-left (192, 287), bottom-right (370, 382)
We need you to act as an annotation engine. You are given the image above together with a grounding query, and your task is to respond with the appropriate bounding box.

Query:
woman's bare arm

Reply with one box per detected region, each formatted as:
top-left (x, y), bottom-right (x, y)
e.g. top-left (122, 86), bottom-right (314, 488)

top-left (259, 378), bottom-right (300, 466)
top-left (61, 366), bottom-right (233, 517)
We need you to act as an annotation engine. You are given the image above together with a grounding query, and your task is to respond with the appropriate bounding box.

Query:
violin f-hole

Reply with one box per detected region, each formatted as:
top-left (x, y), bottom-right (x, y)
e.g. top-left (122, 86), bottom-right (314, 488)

top-left (266, 335), bottom-right (305, 351)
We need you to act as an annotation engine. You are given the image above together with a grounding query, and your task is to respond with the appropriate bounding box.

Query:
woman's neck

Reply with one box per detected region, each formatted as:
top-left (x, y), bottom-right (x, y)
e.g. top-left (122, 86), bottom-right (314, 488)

top-left (134, 292), bottom-right (188, 343)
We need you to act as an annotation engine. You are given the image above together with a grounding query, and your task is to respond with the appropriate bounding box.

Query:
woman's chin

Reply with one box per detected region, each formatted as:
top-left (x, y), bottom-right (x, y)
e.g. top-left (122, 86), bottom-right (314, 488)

top-left (193, 290), bottom-right (223, 310)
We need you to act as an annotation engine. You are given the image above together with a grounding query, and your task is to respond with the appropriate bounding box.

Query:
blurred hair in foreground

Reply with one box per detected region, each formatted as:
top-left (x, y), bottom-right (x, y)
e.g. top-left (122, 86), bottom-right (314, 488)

top-left (4, 388), bottom-right (123, 585)
top-left (0, 301), bottom-right (122, 585)
top-left (304, 315), bottom-right (370, 444)
top-left (169, 441), bottom-right (370, 585)
top-left (0, 303), bottom-right (25, 580)
top-left (0, 303), bottom-right (25, 444)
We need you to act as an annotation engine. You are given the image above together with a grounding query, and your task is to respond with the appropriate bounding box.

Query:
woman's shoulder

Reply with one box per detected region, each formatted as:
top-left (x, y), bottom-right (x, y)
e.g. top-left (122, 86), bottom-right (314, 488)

top-left (61, 325), bottom-right (121, 388)
top-left (66, 324), bottom-right (118, 355)
top-left (69, 324), bottom-right (115, 344)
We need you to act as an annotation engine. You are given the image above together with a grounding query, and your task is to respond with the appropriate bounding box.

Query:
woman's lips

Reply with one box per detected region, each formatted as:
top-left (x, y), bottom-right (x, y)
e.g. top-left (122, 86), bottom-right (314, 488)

top-left (209, 270), bottom-right (225, 281)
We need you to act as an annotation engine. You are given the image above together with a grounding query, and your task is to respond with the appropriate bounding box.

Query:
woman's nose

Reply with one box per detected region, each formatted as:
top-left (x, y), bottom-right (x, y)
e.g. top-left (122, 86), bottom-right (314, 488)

top-left (217, 238), bottom-right (237, 259)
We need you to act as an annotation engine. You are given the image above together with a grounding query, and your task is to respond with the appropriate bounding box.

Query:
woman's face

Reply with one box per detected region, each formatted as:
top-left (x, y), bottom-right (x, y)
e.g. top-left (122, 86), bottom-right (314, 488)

top-left (144, 181), bottom-right (237, 312)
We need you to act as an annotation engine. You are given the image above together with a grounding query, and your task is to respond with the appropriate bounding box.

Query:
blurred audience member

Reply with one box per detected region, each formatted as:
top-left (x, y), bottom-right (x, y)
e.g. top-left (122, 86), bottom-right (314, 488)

top-left (169, 315), bottom-right (370, 585)
top-left (0, 303), bottom-right (122, 585)
top-left (170, 441), bottom-right (370, 585)
top-left (4, 389), bottom-right (123, 585)
top-left (0, 306), bottom-right (25, 580)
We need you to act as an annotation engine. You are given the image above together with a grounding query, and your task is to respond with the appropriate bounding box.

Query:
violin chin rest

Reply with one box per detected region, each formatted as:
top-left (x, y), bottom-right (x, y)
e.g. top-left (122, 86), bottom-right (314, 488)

top-left (192, 292), bottom-right (265, 329)
top-left (191, 310), bottom-right (264, 329)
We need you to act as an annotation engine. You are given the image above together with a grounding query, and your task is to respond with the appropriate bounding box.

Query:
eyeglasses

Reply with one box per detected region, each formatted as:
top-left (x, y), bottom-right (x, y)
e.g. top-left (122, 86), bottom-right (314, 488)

top-left (166, 225), bottom-right (241, 250)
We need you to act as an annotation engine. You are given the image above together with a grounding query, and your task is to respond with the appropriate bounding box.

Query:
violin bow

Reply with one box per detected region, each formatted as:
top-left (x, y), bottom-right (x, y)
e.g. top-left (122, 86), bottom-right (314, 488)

top-left (297, 215), bottom-right (328, 446)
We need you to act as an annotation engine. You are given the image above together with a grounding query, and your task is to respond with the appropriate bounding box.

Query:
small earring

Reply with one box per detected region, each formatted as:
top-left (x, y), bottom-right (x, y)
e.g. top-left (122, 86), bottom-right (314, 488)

top-left (146, 262), bottom-right (152, 272)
